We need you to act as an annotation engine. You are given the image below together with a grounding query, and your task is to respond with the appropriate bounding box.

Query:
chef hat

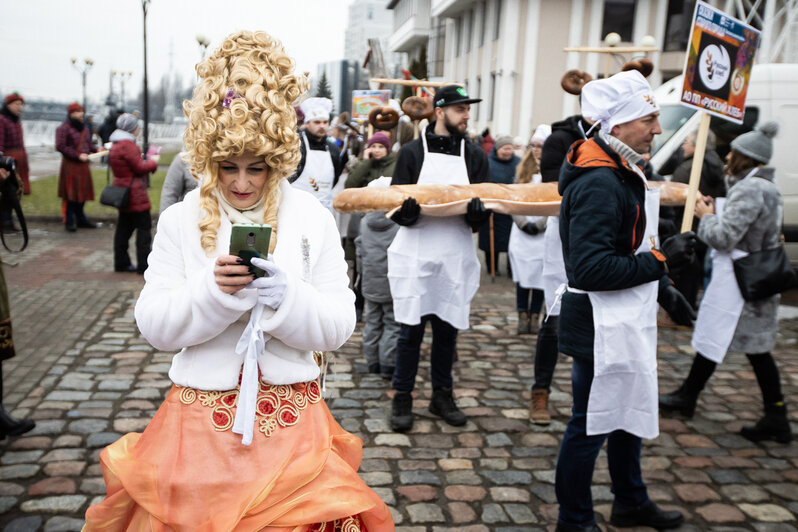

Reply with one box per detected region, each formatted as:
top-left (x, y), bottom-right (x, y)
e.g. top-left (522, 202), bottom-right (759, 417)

top-left (580, 70), bottom-right (659, 133)
top-left (530, 124), bottom-right (552, 145)
top-left (299, 97), bottom-right (332, 123)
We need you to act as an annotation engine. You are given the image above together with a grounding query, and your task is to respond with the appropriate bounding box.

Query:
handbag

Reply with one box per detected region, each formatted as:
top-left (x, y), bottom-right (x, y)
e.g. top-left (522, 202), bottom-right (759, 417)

top-left (733, 244), bottom-right (797, 301)
top-left (99, 184), bottom-right (130, 208)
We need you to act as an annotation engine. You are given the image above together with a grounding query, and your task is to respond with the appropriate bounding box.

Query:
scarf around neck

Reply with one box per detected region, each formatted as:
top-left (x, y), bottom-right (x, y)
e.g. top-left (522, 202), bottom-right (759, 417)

top-left (214, 188), bottom-right (267, 225)
top-left (600, 130), bottom-right (643, 167)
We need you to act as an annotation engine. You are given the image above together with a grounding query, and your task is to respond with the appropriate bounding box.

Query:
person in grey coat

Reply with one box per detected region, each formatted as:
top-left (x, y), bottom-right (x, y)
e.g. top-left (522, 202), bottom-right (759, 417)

top-left (660, 122), bottom-right (791, 444)
top-left (355, 178), bottom-right (401, 379)
top-left (159, 152), bottom-right (198, 212)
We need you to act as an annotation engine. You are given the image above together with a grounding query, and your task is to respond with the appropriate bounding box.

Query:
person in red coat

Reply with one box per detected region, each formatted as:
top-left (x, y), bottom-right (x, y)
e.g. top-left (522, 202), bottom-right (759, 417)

top-left (0, 93), bottom-right (29, 195)
top-left (56, 102), bottom-right (98, 231)
top-left (108, 113), bottom-right (159, 273)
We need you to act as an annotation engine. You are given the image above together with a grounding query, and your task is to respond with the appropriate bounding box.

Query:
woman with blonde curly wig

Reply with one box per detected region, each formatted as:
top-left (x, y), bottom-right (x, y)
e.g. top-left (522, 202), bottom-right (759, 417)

top-left (84, 31), bottom-right (393, 531)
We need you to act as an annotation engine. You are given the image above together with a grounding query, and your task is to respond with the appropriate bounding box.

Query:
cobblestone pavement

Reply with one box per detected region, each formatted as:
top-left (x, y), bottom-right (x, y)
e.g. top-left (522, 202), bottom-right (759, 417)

top-left (1, 221), bottom-right (797, 531)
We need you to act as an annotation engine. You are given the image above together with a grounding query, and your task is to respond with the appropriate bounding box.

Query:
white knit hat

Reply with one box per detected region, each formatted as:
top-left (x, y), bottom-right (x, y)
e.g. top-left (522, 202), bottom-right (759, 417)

top-left (581, 70), bottom-right (659, 133)
top-left (299, 97), bottom-right (332, 122)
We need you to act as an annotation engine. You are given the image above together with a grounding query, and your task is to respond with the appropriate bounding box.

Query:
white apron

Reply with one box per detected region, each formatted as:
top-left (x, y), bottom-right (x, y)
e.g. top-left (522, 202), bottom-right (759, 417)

top-left (509, 173), bottom-right (546, 289)
top-left (292, 132), bottom-right (335, 212)
top-left (691, 198), bottom-right (747, 364)
top-left (387, 132), bottom-right (480, 330)
top-left (542, 216), bottom-right (567, 316)
top-left (583, 175), bottom-right (661, 439)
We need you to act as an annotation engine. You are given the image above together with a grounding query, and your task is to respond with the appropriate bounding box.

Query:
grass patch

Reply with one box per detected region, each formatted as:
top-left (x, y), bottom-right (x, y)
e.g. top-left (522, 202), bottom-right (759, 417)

top-left (156, 150), bottom-right (180, 168)
top-left (24, 167), bottom-right (167, 218)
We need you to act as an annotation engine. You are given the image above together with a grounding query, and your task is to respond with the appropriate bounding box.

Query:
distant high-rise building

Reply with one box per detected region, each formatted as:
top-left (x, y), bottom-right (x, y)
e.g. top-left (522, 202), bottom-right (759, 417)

top-left (344, 0), bottom-right (406, 80)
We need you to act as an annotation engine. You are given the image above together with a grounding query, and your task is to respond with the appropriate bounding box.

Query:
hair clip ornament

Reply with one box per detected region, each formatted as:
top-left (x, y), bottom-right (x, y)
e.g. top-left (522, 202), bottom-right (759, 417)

top-left (223, 89), bottom-right (242, 109)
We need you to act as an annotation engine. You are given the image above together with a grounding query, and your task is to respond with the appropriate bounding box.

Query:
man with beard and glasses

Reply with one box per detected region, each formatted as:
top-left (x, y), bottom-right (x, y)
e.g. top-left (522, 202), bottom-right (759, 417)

top-left (386, 85), bottom-right (489, 432)
top-left (289, 97), bottom-right (344, 212)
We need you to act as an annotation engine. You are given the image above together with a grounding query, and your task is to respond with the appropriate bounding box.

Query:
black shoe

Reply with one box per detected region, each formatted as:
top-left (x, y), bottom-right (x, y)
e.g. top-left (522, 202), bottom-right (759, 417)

top-left (77, 220), bottom-right (99, 228)
top-left (659, 386), bottom-right (698, 418)
top-left (0, 407), bottom-right (36, 439)
top-left (429, 387), bottom-right (467, 426)
top-left (380, 365), bottom-right (394, 381)
top-left (555, 524), bottom-right (601, 532)
top-left (65, 222), bottom-right (77, 232)
top-left (114, 265), bottom-right (138, 273)
top-left (610, 501), bottom-right (684, 530)
top-left (740, 403), bottom-right (793, 443)
top-left (390, 391), bottom-right (413, 432)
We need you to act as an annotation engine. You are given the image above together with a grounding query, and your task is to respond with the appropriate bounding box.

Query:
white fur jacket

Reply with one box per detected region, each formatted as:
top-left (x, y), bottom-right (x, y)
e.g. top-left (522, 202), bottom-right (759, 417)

top-left (135, 181), bottom-right (355, 390)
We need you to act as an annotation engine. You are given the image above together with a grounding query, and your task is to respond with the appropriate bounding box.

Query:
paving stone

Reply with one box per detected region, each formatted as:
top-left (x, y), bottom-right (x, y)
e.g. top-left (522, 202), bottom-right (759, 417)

top-left (0, 450), bottom-right (44, 465)
top-left (695, 503), bottom-right (747, 523)
top-left (20, 495), bottom-right (87, 512)
top-left (67, 418), bottom-right (109, 434)
top-left (399, 471), bottom-right (441, 486)
top-left (373, 433), bottom-right (411, 447)
top-left (504, 503), bottom-right (537, 524)
top-left (42, 461), bottom-right (85, 477)
top-left (0, 465), bottom-right (39, 480)
top-left (396, 485), bottom-right (437, 502)
top-left (674, 483), bottom-right (722, 503)
top-left (5, 516), bottom-right (43, 532)
top-left (486, 432), bottom-right (513, 447)
top-left (27, 420), bottom-right (66, 436)
top-left (39, 448), bottom-right (86, 463)
top-left (444, 485), bottom-right (487, 501)
top-left (445, 502), bottom-right (478, 524)
top-left (28, 477), bottom-right (77, 496)
top-left (739, 504), bottom-right (795, 522)
top-left (481, 503), bottom-right (509, 523)
top-left (6, 436), bottom-right (52, 450)
top-left (0, 497), bottom-right (17, 514)
top-left (86, 432), bottom-right (121, 448)
top-left (406, 503), bottom-right (445, 523)
top-left (0, 482), bottom-right (24, 497)
top-left (490, 486), bottom-right (531, 502)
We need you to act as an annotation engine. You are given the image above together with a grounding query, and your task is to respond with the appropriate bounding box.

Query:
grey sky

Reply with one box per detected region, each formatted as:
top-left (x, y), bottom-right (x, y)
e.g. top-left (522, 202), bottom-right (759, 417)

top-left (1, 0), bottom-right (355, 104)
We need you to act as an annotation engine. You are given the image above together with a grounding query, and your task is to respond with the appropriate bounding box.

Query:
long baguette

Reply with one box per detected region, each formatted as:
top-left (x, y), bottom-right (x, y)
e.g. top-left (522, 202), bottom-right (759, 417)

top-left (333, 181), bottom-right (688, 215)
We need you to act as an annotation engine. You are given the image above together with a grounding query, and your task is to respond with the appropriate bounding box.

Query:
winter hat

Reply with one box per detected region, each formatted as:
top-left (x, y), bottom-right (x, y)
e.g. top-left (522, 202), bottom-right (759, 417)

top-left (730, 121), bottom-right (779, 164)
top-left (4, 93), bottom-right (23, 106)
top-left (67, 102), bottom-right (84, 114)
top-left (580, 70), bottom-right (659, 133)
top-left (530, 124), bottom-right (552, 145)
top-left (299, 97), bottom-right (332, 122)
top-left (495, 136), bottom-right (514, 149)
top-left (116, 113), bottom-right (140, 134)
top-left (367, 132), bottom-right (391, 151)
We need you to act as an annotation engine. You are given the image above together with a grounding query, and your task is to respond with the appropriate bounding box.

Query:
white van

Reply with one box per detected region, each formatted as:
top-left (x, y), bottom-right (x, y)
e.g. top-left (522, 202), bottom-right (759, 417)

top-left (650, 63), bottom-right (798, 258)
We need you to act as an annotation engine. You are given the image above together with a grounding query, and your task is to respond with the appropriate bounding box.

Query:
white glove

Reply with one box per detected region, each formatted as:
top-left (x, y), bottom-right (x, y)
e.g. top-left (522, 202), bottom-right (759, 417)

top-left (249, 257), bottom-right (289, 309)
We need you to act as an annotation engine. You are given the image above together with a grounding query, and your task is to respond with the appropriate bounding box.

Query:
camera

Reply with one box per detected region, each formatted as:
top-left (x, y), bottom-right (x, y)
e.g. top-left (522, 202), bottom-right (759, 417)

top-left (0, 153), bottom-right (16, 173)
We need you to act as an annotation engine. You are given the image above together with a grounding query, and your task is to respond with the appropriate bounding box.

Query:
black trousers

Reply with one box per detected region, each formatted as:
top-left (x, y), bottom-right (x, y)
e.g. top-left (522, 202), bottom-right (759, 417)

top-left (393, 315), bottom-right (457, 392)
top-left (533, 315), bottom-right (559, 390)
top-left (114, 210), bottom-right (152, 273)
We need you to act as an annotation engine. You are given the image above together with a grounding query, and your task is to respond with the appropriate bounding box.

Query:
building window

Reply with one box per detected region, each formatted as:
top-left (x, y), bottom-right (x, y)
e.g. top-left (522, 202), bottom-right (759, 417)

top-left (479, 1), bottom-right (488, 47)
top-left (429, 18), bottom-right (447, 78)
top-left (493, 0), bottom-right (502, 40)
top-left (664, 0), bottom-right (696, 52)
top-left (475, 76), bottom-right (481, 121)
top-left (465, 8), bottom-right (474, 53)
top-left (489, 73), bottom-right (496, 121)
top-left (601, 0), bottom-right (636, 42)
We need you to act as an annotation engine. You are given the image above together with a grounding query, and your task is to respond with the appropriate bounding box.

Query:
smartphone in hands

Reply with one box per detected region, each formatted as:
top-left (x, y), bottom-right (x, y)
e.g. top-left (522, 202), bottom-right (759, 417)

top-left (229, 223), bottom-right (272, 277)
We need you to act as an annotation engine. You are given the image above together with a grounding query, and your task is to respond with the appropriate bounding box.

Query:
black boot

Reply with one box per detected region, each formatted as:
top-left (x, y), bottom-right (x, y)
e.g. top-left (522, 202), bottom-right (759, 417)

top-left (429, 387), bottom-right (467, 426)
top-left (0, 405), bottom-right (35, 439)
top-left (390, 391), bottom-right (414, 432)
top-left (740, 402), bottom-right (792, 444)
top-left (659, 353), bottom-right (716, 418)
top-left (610, 501), bottom-right (684, 529)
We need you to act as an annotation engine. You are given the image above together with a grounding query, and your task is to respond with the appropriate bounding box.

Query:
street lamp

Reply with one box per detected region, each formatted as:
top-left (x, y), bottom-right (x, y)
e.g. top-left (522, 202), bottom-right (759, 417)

top-left (113, 70), bottom-right (133, 111)
top-left (141, 0), bottom-right (151, 155)
top-left (71, 57), bottom-right (94, 111)
top-left (196, 34), bottom-right (210, 60)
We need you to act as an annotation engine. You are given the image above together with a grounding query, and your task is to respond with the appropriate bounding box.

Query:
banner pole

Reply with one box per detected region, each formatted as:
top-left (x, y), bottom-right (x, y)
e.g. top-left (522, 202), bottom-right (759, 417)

top-left (680, 112), bottom-right (711, 233)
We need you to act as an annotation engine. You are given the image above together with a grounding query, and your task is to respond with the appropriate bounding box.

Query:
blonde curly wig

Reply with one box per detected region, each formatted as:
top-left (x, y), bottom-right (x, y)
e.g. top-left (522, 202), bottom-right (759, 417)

top-left (183, 30), bottom-right (309, 255)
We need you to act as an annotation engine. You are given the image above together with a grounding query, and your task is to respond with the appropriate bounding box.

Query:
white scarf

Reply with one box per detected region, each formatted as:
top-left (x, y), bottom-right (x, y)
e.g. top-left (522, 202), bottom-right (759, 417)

top-left (214, 188), bottom-right (267, 224)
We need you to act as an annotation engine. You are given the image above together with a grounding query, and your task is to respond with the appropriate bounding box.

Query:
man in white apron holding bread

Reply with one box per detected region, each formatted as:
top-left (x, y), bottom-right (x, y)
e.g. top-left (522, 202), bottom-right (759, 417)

top-left (554, 71), bottom-right (697, 531)
top-left (387, 85), bottom-right (489, 433)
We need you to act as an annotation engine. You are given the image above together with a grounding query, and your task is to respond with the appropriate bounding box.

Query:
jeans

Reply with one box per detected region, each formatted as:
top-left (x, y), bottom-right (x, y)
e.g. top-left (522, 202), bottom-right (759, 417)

top-left (393, 314), bottom-right (457, 392)
top-left (516, 285), bottom-right (544, 313)
top-left (362, 299), bottom-right (400, 370)
top-left (555, 357), bottom-right (649, 528)
top-left (114, 210), bottom-right (152, 273)
top-left (533, 315), bottom-right (559, 390)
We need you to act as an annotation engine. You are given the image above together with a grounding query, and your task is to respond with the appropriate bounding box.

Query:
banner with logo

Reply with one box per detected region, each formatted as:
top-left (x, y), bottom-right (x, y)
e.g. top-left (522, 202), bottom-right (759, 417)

top-left (352, 90), bottom-right (391, 120)
top-left (679, 0), bottom-right (760, 124)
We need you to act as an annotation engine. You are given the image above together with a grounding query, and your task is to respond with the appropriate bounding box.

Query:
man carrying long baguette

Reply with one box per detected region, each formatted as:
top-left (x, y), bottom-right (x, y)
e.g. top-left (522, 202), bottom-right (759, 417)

top-left (554, 70), bottom-right (696, 531)
top-left (386, 85), bottom-right (489, 432)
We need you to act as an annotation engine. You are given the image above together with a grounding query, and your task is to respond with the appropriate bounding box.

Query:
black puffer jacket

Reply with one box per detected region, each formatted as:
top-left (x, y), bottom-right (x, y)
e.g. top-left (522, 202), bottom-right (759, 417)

top-left (539, 115), bottom-right (595, 183)
top-left (558, 136), bottom-right (666, 360)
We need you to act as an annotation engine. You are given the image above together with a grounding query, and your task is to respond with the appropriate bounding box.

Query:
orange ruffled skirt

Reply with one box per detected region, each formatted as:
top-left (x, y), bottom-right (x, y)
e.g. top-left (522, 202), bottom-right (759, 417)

top-left (84, 380), bottom-right (394, 531)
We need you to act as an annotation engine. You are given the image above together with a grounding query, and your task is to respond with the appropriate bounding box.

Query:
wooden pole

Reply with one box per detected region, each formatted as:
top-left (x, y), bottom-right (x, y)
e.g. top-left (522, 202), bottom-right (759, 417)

top-left (680, 112), bottom-right (712, 233)
top-left (370, 77), bottom-right (458, 88)
top-left (489, 213), bottom-right (496, 281)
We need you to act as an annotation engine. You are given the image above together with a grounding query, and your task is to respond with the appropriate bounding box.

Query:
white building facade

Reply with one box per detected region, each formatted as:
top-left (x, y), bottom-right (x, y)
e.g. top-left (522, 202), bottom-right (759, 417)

top-left (388, 0), bottom-right (798, 139)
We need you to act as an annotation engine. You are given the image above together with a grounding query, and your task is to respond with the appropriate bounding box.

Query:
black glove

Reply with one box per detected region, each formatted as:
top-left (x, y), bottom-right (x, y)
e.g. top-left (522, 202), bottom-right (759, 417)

top-left (391, 197), bottom-right (421, 226)
top-left (521, 222), bottom-right (539, 236)
top-left (465, 197), bottom-right (491, 230)
top-left (658, 284), bottom-right (696, 326)
top-left (660, 231), bottom-right (697, 272)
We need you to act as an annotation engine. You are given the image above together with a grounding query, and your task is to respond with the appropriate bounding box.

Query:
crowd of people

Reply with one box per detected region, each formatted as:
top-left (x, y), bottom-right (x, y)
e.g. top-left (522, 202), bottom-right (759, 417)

top-left (0, 27), bottom-right (793, 531)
